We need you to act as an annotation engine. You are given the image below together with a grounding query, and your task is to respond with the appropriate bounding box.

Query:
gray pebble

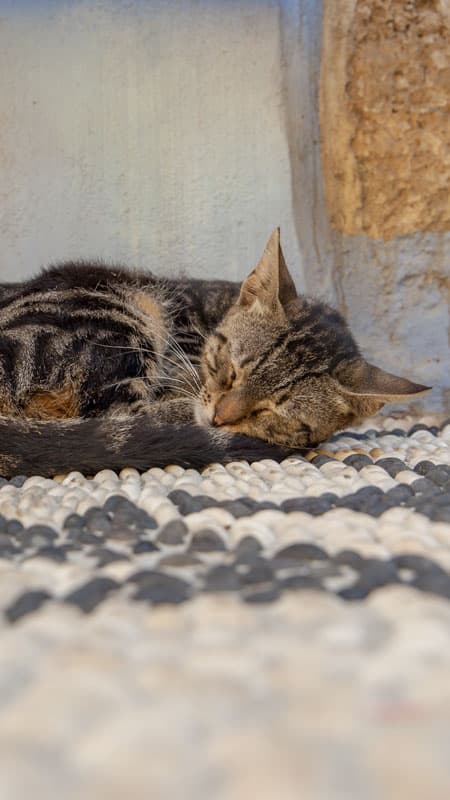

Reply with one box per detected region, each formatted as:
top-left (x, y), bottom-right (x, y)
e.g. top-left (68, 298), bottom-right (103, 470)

top-left (168, 490), bottom-right (216, 515)
top-left (84, 508), bottom-right (112, 534)
top-left (34, 546), bottom-right (67, 563)
top-left (203, 565), bottom-right (240, 592)
top-left (234, 536), bottom-right (263, 562)
top-left (6, 519), bottom-right (24, 535)
top-left (91, 548), bottom-right (128, 567)
top-left (157, 520), bottom-right (188, 546)
top-left (5, 590), bottom-right (51, 623)
top-left (275, 543), bottom-right (328, 562)
top-left (133, 541), bottom-right (158, 554)
top-left (411, 478), bottom-right (442, 497)
top-left (281, 495), bottom-right (336, 515)
top-left (238, 559), bottom-right (274, 585)
top-left (159, 553), bottom-right (202, 568)
top-left (129, 570), bottom-right (192, 605)
top-left (63, 513), bottom-right (85, 530)
top-left (375, 458), bottom-right (408, 477)
top-left (426, 466), bottom-right (450, 487)
top-left (343, 454), bottom-right (373, 469)
top-left (9, 475), bottom-right (27, 488)
top-left (22, 525), bottom-right (58, 547)
top-left (65, 577), bottom-right (119, 613)
top-left (189, 529), bottom-right (226, 553)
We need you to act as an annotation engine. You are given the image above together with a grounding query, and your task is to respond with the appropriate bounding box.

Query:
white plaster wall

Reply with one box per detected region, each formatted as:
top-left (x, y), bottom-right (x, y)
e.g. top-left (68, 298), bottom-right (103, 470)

top-left (0, 0), bottom-right (303, 285)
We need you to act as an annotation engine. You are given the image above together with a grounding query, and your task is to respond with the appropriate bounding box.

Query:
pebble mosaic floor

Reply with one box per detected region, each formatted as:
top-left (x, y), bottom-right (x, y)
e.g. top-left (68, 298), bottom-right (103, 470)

top-left (1, 414), bottom-right (450, 799)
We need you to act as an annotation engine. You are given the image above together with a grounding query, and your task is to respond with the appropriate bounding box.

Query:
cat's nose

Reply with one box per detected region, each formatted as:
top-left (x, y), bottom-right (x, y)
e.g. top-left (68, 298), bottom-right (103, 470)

top-left (213, 390), bottom-right (247, 426)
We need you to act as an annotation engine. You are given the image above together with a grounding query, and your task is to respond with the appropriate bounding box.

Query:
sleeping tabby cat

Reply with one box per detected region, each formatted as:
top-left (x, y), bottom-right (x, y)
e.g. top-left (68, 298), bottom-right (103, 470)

top-left (0, 230), bottom-right (428, 477)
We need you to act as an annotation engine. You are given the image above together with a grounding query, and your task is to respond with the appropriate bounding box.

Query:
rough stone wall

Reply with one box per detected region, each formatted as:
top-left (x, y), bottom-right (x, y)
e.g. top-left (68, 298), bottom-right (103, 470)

top-left (321, 0), bottom-right (450, 239)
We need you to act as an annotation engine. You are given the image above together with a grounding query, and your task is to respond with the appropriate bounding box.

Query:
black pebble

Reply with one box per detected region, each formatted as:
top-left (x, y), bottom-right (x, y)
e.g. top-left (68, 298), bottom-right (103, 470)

top-left (337, 486), bottom-right (386, 516)
top-left (133, 540), bottom-right (158, 554)
top-left (203, 565), bottom-right (240, 592)
top-left (168, 490), bottom-right (216, 516)
top-left (113, 508), bottom-right (156, 531)
top-left (426, 466), bottom-right (450, 487)
top-left (234, 536), bottom-right (262, 562)
top-left (238, 559), bottom-right (274, 585)
top-left (408, 423), bottom-right (431, 435)
top-left (385, 484), bottom-right (414, 503)
top-left (333, 549), bottom-right (364, 568)
top-left (84, 508), bottom-right (112, 534)
top-left (66, 529), bottom-right (103, 546)
top-left (106, 526), bottom-right (141, 542)
top-left (389, 428), bottom-right (407, 437)
top-left (65, 577), bottom-right (119, 613)
top-left (275, 543), bottom-right (328, 562)
top-left (375, 457), bottom-right (407, 478)
top-left (410, 478), bottom-right (442, 497)
top-left (393, 554), bottom-right (444, 575)
top-left (281, 495), bottom-right (336, 515)
top-left (0, 534), bottom-right (19, 558)
top-left (343, 454), bottom-right (373, 470)
top-left (190, 529), bottom-right (226, 552)
top-left (157, 520), bottom-right (188, 546)
top-left (22, 525), bottom-right (58, 547)
top-left (413, 572), bottom-right (450, 599)
top-left (9, 475), bottom-right (27, 488)
top-left (428, 504), bottom-right (450, 524)
top-left (5, 590), bottom-right (51, 623)
top-left (339, 559), bottom-right (398, 600)
top-left (361, 429), bottom-right (378, 439)
top-left (63, 513), bottom-right (85, 530)
top-left (158, 553), bottom-right (202, 568)
top-left (414, 460), bottom-right (436, 476)
top-left (34, 546), bottom-right (67, 563)
top-left (128, 570), bottom-right (192, 604)
top-left (310, 455), bottom-right (336, 468)
top-left (255, 501), bottom-right (279, 511)
top-left (103, 495), bottom-right (157, 529)
top-left (278, 574), bottom-right (323, 591)
top-left (6, 519), bottom-right (23, 535)
top-left (219, 499), bottom-right (256, 518)
top-left (91, 547), bottom-right (128, 567)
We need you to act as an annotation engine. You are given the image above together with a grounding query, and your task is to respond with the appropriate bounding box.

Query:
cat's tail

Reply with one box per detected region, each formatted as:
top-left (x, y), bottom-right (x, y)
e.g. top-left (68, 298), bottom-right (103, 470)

top-left (0, 415), bottom-right (297, 478)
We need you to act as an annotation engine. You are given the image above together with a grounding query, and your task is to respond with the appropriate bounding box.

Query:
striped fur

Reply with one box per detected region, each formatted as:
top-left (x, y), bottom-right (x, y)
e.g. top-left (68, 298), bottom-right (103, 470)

top-left (0, 231), bottom-right (428, 477)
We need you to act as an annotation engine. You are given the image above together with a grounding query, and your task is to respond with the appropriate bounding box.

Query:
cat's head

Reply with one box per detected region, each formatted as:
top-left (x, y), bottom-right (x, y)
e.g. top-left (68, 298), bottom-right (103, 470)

top-left (197, 229), bottom-right (430, 448)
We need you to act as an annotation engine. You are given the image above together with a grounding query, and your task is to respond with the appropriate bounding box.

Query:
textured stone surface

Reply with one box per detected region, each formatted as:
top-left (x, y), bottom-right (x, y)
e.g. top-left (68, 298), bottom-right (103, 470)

top-left (0, 416), bottom-right (450, 798)
top-left (321, 0), bottom-right (450, 240)
top-left (317, 0), bottom-right (450, 414)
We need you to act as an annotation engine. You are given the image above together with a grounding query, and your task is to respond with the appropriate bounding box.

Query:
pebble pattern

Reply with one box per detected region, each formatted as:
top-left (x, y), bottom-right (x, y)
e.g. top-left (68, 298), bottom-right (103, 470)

top-left (0, 417), bottom-right (450, 622)
top-left (1, 415), bottom-right (450, 799)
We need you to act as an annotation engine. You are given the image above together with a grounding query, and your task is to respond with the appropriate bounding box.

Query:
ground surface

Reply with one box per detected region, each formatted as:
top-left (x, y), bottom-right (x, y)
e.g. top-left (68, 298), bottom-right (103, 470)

top-left (1, 415), bottom-right (450, 799)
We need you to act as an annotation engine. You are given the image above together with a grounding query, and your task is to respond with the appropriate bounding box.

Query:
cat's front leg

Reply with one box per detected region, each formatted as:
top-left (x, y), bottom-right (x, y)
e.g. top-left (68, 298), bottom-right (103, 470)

top-left (146, 398), bottom-right (196, 424)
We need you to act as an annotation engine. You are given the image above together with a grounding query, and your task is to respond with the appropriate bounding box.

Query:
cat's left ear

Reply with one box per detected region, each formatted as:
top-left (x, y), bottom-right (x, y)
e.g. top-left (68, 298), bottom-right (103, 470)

top-left (334, 358), bottom-right (431, 415)
top-left (238, 228), bottom-right (297, 314)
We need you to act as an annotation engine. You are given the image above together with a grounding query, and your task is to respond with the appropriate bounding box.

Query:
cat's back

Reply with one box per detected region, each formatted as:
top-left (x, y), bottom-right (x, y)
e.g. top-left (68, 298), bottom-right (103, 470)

top-left (0, 261), bottom-right (171, 417)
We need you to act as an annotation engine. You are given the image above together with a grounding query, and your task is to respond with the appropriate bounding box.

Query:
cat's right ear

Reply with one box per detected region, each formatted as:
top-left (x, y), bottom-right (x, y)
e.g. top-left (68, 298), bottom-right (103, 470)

top-left (334, 358), bottom-right (431, 415)
top-left (238, 229), bottom-right (297, 315)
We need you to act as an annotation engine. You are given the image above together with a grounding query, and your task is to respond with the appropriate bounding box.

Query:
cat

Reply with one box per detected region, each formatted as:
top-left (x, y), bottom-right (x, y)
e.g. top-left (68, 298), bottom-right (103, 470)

top-left (0, 229), bottom-right (428, 477)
